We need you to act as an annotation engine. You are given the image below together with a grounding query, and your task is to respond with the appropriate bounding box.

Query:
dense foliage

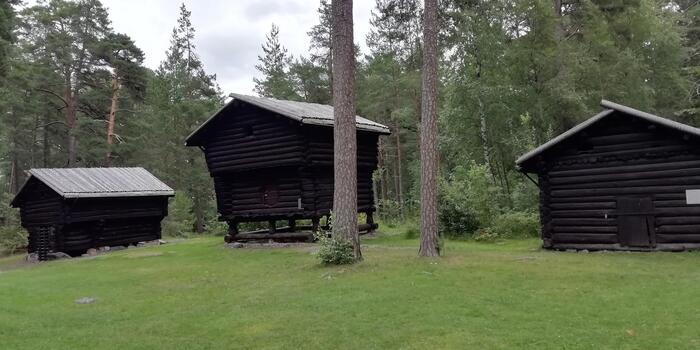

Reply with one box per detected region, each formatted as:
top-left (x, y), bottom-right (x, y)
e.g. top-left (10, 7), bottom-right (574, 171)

top-left (1, 0), bottom-right (699, 251)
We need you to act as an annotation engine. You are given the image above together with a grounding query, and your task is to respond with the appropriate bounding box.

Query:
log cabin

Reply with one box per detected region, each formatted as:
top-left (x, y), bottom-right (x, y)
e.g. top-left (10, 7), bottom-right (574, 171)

top-left (185, 93), bottom-right (390, 242)
top-left (517, 100), bottom-right (700, 251)
top-left (11, 167), bottom-right (174, 260)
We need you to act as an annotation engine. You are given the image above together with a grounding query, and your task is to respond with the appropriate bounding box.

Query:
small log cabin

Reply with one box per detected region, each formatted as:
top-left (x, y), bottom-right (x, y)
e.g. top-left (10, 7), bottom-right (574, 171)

top-left (11, 167), bottom-right (174, 260)
top-left (517, 100), bottom-right (700, 251)
top-left (185, 93), bottom-right (390, 242)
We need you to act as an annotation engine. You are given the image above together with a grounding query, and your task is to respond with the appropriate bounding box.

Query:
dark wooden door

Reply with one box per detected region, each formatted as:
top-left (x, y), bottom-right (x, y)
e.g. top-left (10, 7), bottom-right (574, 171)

top-left (617, 197), bottom-right (654, 247)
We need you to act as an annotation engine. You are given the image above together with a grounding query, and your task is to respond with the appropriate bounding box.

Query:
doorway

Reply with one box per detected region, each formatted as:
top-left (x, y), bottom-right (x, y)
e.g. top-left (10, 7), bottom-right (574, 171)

top-left (616, 197), bottom-right (655, 247)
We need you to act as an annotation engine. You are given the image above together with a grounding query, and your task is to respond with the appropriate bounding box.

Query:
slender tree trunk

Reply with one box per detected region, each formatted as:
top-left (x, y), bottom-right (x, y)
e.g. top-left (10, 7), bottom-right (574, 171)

top-left (9, 152), bottom-right (18, 195)
top-left (394, 121), bottom-right (404, 214)
top-left (43, 113), bottom-right (50, 167)
top-left (65, 82), bottom-right (78, 166)
top-left (106, 75), bottom-right (120, 166)
top-left (378, 137), bottom-right (388, 203)
top-left (419, 0), bottom-right (440, 257)
top-left (331, 0), bottom-right (361, 261)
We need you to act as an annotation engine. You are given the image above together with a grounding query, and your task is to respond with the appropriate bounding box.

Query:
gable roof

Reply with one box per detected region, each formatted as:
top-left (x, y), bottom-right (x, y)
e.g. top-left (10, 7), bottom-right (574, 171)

top-left (516, 100), bottom-right (700, 171)
top-left (185, 93), bottom-right (391, 146)
top-left (11, 167), bottom-right (174, 206)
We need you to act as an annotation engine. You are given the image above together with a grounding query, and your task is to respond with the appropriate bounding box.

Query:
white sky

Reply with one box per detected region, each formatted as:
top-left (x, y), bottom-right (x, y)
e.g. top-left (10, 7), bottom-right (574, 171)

top-left (96, 0), bottom-right (375, 95)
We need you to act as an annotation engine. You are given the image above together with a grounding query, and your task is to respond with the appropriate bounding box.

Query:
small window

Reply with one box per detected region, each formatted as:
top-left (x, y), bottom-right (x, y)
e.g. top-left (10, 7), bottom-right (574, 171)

top-left (261, 184), bottom-right (279, 207)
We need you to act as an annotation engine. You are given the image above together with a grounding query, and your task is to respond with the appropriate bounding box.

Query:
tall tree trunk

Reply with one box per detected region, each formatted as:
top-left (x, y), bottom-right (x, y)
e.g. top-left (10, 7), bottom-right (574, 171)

top-left (378, 137), bottom-right (388, 204)
top-left (43, 113), bottom-right (50, 167)
top-left (331, 0), bottom-right (361, 261)
top-left (9, 152), bottom-right (18, 195)
top-left (419, 0), bottom-right (440, 257)
top-left (65, 83), bottom-right (78, 166)
top-left (106, 75), bottom-right (120, 166)
top-left (394, 121), bottom-right (404, 214)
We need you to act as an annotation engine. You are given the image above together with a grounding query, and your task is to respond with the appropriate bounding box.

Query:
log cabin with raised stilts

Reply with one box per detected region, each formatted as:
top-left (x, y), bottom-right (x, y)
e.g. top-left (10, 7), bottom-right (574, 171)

top-left (10, 167), bottom-right (174, 260)
top-left (517, 100), bottom-right (700, 251)
top-left (185, 94), bottom-right (391, 242)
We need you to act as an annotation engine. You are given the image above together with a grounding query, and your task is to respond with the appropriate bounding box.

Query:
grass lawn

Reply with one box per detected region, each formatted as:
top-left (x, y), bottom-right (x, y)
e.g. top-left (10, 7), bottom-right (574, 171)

top-left (1, 230), bottom-right (700, 350)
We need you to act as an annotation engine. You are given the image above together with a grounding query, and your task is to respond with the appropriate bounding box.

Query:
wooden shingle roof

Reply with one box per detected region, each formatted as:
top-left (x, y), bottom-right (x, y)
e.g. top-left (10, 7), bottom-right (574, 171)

top-left (185, 93), bottom-right (391, 146)
top-left (11, 167), bottom-right (174, 206)
top-left (516, 100), bottom-right (700, 172)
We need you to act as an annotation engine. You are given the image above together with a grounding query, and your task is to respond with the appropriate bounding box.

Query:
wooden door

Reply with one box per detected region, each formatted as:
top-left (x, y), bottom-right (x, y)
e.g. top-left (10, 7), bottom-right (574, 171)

top-left (617, 197), bottom-right (654, 247)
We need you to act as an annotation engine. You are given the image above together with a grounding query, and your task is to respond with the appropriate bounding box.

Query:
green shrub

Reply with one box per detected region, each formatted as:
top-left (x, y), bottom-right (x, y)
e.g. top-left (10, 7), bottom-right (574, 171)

top-left (439, 202), bottom-right (479, 239)
top-left (439, 164), bottom-right (499, 238)
top-left (377, 199), bottom-right (403, 223)
top-left (315, 232), bottom-right (355, 265)
top-left (402, 226), bottom-right (419, 239)
top-left (489, 211), bottom-right (539, 238)
top-left (0, 225), bottom-right (27, 254)
top-left (162, 192), bottom-right (194, 237)
top-left (473, 227), bottom-right (499, 242)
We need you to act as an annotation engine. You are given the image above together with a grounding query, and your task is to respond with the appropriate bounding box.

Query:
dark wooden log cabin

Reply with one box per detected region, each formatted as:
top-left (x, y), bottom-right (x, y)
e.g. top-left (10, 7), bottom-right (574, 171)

top-left (185, 94), bottom-right (390, 242)
top-left (10, 168), bottom-right (174, 260)
top-left (517, 100), bottom-right (700, 251)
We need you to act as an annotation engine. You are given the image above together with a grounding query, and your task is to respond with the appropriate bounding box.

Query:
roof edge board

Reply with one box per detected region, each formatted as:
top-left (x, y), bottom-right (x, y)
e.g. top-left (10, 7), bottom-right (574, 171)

top-left (516, 99), bottom-right (700, 171)
top-left (515, 109), bottom-right (615, 166)
top-left (186, 93), bottom-right (391, 145)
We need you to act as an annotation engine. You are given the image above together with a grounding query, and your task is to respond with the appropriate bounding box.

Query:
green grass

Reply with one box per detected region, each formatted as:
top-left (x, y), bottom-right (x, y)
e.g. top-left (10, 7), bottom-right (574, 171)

top-left (1, 232), bottom-right (700, 349)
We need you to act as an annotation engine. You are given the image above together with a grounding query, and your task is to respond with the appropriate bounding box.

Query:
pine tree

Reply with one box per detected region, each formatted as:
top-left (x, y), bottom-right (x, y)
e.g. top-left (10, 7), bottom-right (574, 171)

top-left (418, 0), bottom-right (440, 257)
top-left (20, 0), bottom-right (115, 166)
top-left (254, 24), bottom-right (298, 99)
top-left (0, 0), bottom-right (20, 79)
top-left (309, 0), bottom-right (334, 98)
top-left (290, 56), bottom-right (331, 103)
top-left (677, 0), bottom-right (700, 122)
top-left (148, 3), bottom-right (222, 234)
top-left (331, 0), bottom-right (361, 261)
top-left (360, 0), bottom-right (423, 216)
top-left (97, 33), bottom-right (147, 165)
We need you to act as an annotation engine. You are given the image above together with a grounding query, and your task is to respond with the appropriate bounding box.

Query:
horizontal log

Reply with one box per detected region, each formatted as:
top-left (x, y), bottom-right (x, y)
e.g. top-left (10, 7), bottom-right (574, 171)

top-left (551, 218), bottom-right (617, 226)
top-left (655, 225), bottom-right (700, 234)
top-left (549, 159), bottom-right (700, 178)
top-left (555, 145), bottom-right (691, 162)
top-left (552, 226), bottom-right (617, 233)
top-left (656, 216), bottom-right (700, 225)
top-left (552, 233), bottom-right (618, 244)
top-left (550, 167), bottom-right (700, 186)
top-left (551, 176), bottom-right (700, 191)
top-left (550, 202), bottom-right (616, 210)
top-left (656, 234), bottom-right (700, 243)
top-left (233, 232), bottom-right (313, 242)
top-left (586, 132), bottom-right (657, 146)
top-left (551, 185), bottom-right (694, 198)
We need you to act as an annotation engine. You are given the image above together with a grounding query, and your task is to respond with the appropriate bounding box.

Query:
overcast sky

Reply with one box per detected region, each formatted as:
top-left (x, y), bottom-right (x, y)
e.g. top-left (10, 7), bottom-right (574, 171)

top-left (94, 0), bottom-right (375, 95)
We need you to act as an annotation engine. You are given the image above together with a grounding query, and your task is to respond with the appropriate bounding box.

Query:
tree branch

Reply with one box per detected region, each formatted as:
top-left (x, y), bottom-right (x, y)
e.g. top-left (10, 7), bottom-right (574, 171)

top-left (35, 88), bottom-right (69, 107)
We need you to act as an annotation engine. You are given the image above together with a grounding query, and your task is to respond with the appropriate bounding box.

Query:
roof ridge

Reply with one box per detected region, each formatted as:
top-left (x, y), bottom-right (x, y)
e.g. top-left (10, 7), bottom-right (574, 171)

top-left (186, 93), bottom-right (391, 145)
top-left (11, 167), bottom-right (174, 206)
top-left (516, 100), bottom-right (700, 171)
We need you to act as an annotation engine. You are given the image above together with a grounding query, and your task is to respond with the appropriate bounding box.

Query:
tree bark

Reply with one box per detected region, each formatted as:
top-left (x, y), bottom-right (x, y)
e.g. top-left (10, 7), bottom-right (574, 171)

top-left (65, 82), bottom-right (78, 166)
top-left (331, 0), bottom-right (361, 261)
top-left (42, 113), bottom-right (50, 167)
top-left (105, 75), bottom-right (120, 166)
top-left (419, 0), bottom-right (440, 257)
top-left (395, 120), bottom-right (404, 214)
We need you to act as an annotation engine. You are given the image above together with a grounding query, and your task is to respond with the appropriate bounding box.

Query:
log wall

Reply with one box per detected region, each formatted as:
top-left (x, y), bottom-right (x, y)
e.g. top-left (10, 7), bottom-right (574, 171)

top-left (537, 112), bottom-right (700, 249)
top-left (201, 105), bottom-right (381, 224)
top-left (15, 180), bottom-right (169, 256)
top-left (202, 104), bottom-right (304, 175)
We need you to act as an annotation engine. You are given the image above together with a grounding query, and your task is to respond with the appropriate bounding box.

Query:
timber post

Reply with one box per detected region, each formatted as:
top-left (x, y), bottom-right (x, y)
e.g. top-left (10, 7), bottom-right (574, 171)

top-left (225, 221), bottom-right (238, 243)
top-left (312, 217), bottom-right (320, 233)
top-left (366, 211), bottom-right (376, 233)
